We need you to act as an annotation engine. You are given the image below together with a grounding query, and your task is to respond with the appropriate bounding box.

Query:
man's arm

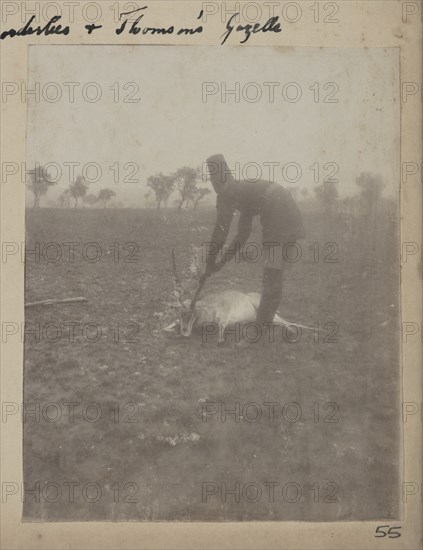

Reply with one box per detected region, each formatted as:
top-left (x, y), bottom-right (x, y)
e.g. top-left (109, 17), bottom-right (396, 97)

top-left (205, 200), bottom-right (235, 270)
top-left (221, 211), bottom-right (253, 264)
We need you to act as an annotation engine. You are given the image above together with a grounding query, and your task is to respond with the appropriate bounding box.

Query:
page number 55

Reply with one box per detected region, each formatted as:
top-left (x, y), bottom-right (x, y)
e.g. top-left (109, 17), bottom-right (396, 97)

top-left (375, 526), bottom-right (402, 538)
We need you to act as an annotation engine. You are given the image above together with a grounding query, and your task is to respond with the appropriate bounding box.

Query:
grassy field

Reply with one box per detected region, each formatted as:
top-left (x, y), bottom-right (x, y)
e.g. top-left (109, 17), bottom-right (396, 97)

top-left (23, 203), bottom-right (401, 521)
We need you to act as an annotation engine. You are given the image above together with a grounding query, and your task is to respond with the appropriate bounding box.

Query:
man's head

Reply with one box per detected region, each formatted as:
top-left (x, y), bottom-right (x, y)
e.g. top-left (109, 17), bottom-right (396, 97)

top-left (206, 154), bottom-right (236, 193)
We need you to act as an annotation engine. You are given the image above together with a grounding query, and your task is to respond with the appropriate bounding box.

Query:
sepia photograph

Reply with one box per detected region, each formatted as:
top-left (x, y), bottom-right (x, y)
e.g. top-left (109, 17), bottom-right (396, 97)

top-left (21, 44), bottom-right (402, 522)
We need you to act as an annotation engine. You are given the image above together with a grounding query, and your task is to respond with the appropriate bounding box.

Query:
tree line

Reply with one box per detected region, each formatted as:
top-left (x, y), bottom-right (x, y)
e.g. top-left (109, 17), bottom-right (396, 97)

top-left (26, 164), bottom-right (213, 211)
top-left (26, 164), bottom-right (388, 218)
top-left (26, 165), bottom-right (116, 208)
top-left (145, 166), bottom-right (211, 211)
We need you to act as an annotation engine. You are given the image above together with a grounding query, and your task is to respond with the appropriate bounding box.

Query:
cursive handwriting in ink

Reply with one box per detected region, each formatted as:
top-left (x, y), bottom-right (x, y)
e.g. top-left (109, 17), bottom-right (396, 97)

top-left (0, 15), bottom-right (70, 40)
top-left (116, 6), bottom-right (174, 35)
top-left (115, 6), bottom-right (202, 37)
top-left (85, 23), bottom-right (102, 34)
top-left (177, 8), bottom-right (203, 35)
top-left (220, 13), bottom-right (282, 45)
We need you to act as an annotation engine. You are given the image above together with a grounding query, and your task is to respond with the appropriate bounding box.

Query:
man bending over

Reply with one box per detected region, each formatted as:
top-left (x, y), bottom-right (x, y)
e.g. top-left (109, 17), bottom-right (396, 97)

top-left (204, 154), bottom-right (305, 343)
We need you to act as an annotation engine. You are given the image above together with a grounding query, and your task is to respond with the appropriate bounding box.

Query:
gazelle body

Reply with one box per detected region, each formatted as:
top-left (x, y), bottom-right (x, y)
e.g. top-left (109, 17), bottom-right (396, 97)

top-left (183, 290), bottom-right (258, 342)
top-left (164, 289), bottom-right (312, 343)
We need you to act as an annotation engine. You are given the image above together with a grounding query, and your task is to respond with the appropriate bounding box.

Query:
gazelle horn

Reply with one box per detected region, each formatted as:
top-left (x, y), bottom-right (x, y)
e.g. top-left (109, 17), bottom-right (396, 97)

top-left (171, 249), bottom-right (183, 308)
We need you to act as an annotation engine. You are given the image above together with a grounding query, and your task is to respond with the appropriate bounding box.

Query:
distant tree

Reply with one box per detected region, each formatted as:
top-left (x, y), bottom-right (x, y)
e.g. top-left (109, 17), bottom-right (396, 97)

top-left (97, 188), bottom-right (116, 208)
top-left (69, 176), bottom-right (89, 208)
top-left (192, 187), bottom-right (211, 209)
top-left (174, 167), bottom-right (200, 212)
top-left (356, 172), bottom-right (385, 216)
top-left (163, 193), bottom-right (172, 208)
top-left (144, 191), bottom-right (152, 208)
top-left (27, 165), bottom-right (57, 208)
top-left (314, 181), bottom-right (338, 218)
top-left (301, 187), bottom-right (309, 201)
top-left (58, 189), bottom-right (71, 208)
top-left (84, 193), bottom-right (98, 208)
top-left (341, 195), bottom-right (358, 216)
top-left (63, 189), bottom-right (71, 208)
top-left (147, 173), bottom-right (175, 209)
top-left (58, 193), bottom-right (66, 208)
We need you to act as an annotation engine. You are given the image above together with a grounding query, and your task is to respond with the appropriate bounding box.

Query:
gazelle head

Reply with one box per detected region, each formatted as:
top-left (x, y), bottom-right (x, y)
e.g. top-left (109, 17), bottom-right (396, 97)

top-left (171, 249), bottom-right (198, 338)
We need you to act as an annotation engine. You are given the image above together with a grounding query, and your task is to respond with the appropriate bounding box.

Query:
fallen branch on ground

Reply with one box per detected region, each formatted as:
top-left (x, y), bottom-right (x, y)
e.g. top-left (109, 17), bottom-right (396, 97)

top-left (25, 297), bottom-right (88, 308)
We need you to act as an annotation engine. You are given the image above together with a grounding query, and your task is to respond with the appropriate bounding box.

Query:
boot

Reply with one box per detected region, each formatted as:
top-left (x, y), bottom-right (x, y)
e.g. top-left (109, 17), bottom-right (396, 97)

top-left (255, 268), bottom-right (283, 345)
top-left (238, 268), bottom-right (283, 347)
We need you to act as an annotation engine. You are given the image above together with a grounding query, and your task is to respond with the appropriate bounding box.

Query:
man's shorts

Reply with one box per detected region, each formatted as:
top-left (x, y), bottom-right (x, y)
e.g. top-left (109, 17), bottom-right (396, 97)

top-left (260, 186), bottom-right (305, 270)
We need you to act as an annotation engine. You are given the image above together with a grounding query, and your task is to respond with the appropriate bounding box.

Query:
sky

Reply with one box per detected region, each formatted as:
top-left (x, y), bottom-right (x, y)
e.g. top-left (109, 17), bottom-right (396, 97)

top-left (26, 45), bottom-right (400, 206)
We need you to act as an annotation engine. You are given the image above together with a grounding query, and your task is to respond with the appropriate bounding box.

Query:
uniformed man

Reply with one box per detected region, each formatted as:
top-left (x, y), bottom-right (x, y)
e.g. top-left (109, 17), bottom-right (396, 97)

top-left (204, 154), bottom-right (305, 343)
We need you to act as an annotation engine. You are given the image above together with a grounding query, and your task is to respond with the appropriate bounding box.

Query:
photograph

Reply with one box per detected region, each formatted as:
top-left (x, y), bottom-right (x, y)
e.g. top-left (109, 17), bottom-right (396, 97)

top-left (22, 44), bottom-right (402, 522)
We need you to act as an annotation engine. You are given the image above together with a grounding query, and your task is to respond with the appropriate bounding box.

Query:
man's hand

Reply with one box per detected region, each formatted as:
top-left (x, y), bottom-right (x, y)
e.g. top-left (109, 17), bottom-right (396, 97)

top-left (213, 261), bottom-right (225, 273)
top-left (205, 261), bottom-right (225, 276)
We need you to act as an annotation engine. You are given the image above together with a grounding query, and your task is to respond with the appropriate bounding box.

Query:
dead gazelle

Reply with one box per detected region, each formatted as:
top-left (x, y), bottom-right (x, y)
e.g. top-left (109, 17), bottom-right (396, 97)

top-left (164, 251), bottom-right (313, 343)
